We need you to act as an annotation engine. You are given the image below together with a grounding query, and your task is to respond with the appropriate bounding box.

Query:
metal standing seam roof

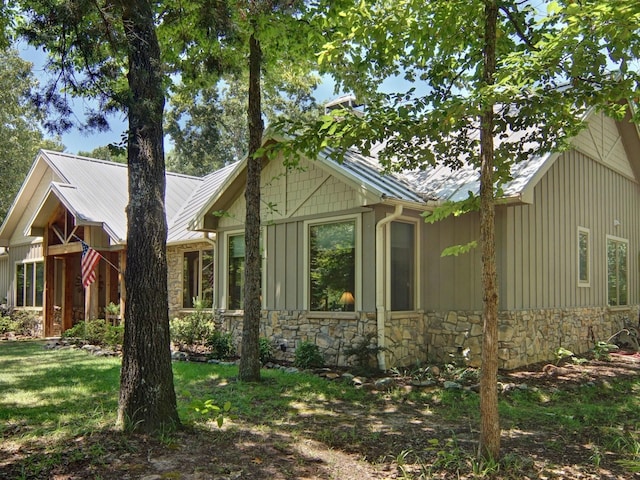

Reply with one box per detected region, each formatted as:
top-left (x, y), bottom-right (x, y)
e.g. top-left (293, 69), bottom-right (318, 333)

top-left (167, 162), bottom-right (239, 243)
top-left (39, 150), bottom-right (204, 244)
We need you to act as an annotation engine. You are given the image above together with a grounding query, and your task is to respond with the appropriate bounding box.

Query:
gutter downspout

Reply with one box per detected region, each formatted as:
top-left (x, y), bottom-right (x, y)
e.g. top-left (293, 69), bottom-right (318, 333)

top-left (375, 204), bottom-right (403, 370)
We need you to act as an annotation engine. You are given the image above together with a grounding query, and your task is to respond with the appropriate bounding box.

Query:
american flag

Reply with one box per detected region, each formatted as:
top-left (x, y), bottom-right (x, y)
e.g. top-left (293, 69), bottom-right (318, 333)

top-left (81, 242), bottom-right (101, 288)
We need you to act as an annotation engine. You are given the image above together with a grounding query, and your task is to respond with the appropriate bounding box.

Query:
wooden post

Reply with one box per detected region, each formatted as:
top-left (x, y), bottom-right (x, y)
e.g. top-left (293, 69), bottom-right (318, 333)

top-left (119, 249), bottom-right (126, 322)
top-left (62, 257), bottom-right (74, 331)
top-left (43, 234), bottom-right (54, 337)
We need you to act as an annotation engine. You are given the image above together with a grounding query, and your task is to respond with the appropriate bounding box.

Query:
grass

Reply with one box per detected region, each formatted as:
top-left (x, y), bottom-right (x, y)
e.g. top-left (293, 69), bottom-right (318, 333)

top-left (2, 340), bottom-right (640, 479)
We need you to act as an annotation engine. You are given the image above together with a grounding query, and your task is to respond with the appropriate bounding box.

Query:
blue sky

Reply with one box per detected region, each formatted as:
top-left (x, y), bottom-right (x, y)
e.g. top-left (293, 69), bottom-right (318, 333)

top-left (19, 43), bottom-right (340, 155)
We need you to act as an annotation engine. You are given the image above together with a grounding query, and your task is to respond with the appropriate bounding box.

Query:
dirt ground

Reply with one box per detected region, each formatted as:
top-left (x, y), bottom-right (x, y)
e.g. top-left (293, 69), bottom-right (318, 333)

top-left (4, 353), bottom-right (640, 480)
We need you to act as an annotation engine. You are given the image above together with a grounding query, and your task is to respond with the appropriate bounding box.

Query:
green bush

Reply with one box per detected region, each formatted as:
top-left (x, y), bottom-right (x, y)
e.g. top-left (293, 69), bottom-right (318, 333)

top-left (207, 331), bottom-right (236, 359)
top-left (62, 319), bottom-right (123, 347)
top-left (294, 341), bottom-right (324, 369)
top-left (259, 337), bottom-right (273, 364)
top-left (0, 316), bottom-right (18, 334)
top-left (8, 310), bottom-right (41, 336)
top-left (170, 301), bottom-right (216, 352)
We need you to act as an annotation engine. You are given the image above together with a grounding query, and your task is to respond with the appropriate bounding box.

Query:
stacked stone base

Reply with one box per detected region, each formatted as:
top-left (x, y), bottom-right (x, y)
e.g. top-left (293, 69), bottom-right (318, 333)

top-left (216, 306), bottom-right (639, 370)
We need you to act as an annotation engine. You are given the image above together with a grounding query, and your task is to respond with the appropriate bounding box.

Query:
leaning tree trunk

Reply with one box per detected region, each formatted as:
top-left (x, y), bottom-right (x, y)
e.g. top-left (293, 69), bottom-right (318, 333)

top-left (117, 0), bottom-right (180, 433)
top-left (238, 27), bottom-right (264, 382)
top-left (478, 0), bottom-right (500, 460)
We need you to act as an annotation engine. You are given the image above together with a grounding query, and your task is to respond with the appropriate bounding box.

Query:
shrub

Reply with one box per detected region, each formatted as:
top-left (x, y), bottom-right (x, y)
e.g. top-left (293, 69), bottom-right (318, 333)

top-left (294, 341), bottom-right (324, 369)
top-left (0, 316), bottom-right (18, 334)
top-left (170, 301), bottom-right (216, 352)
top-left (259, 337), bottom-right (273, 364)
top-left (207, 331), bottom-right (236, 359)
top-left (9, 310), bottom-right (41, 336)
top-left (62, 319), bottom-right (124, 347)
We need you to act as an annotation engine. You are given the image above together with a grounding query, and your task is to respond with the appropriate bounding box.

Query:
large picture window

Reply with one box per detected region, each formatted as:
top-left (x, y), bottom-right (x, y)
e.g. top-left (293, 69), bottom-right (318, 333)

top-left (578, 227), bottom-right (590, 287)
top-left (183, 250), bottom-right (214, 308)
top-left (390, 221), bottom-right (415, 311)
top-left (309, 220), bottom-right (356, 311)
top-left (607, 236), bottom-right (628, 306)
top-left (16, 261), bottom-right (44, 307)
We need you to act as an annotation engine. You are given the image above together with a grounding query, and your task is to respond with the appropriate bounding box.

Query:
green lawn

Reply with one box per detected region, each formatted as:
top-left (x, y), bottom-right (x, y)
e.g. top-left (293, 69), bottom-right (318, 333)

top-left (2, 340), bottom-right (640, 479)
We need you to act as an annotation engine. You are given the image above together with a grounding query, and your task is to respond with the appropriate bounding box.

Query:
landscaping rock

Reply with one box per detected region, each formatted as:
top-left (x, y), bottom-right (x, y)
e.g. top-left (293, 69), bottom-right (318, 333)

top-left (374, 377), bottom-right (394, 389)
top-left (284, 367), bottom-right (299, 374)
top-left (443, 381), bottom-right (462, 390)
top-left (172, 351), bottom-right (188, 361)
top-left (410, 379), bottom-right (436, 387)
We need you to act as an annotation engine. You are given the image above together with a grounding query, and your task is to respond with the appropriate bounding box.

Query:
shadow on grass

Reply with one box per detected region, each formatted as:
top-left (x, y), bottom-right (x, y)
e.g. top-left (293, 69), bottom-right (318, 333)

top-left (2, 340), bottom-right (640, 478)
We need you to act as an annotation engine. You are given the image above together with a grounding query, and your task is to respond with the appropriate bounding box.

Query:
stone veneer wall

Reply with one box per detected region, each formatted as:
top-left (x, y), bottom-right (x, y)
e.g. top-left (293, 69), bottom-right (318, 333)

top-left (217, 306), bottom-right (639, 370)
top-left (425, 306), bottom-right (640, 369)
top-left (216, 310), bottom-right (377, 366)
top-left (166, 242), bottom-right (213, 319)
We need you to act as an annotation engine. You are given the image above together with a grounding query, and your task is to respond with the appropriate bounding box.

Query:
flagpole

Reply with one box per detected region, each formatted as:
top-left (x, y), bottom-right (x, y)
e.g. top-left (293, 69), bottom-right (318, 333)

top-left (72, 233), bottom-right (122, 274)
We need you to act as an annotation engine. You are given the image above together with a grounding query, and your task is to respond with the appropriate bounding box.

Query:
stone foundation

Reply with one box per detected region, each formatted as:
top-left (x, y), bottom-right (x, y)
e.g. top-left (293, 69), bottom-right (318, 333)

top-left (425, 306), bottom-right (640, 369)
top-left (217, 305), bottom-right (639, 370)
top-left (216, 310), bottom-right (377, 366)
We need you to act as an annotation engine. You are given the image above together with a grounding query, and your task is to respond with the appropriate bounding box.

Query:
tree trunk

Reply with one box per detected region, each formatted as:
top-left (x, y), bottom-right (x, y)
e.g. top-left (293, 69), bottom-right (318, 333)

top-left (478, 0), bottom-right (500, 460)
top-left (117, 0), bottom-right (180, 433)
top-left (238, 28), bottom-right (264, 382)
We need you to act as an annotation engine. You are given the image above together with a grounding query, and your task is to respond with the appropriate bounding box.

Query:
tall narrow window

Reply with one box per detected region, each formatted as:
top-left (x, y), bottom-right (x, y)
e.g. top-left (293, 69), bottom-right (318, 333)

top-left (228, 234), bottom-right (245, 309)
top-left (309, 220), bottom-right (356, 311)
top-left (182, 250), bottom-right (214, 308)
top-left (578, 227), bottom-right (590, 287)
top-left (607, 236), bottom-right (628, 306)
top-left (15, 261), bottom-right (44, 307)
top-left (391, 221), bottom-right (415, 311)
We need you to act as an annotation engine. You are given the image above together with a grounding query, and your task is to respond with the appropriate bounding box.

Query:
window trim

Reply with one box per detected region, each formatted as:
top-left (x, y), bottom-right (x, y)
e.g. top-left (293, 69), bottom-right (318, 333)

top-left (577, 226), bottom-right (591, 288)
top-left (222, 229), bottom-right (266, 311)
top-left (606, 234), bottom-right (629, 307)
top-left (303, 214), bottom-right (361, 312)
top-left (14, 258), bottom-right (44, 309)
top-left (386, 217), bottom-right (420, 312)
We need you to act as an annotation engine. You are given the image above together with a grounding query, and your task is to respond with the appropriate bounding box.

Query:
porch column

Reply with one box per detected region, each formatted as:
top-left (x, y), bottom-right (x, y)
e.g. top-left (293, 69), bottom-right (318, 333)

top-left (62, 257), bottom-right (74, 330)
top-left (43, 237), bottom-right (54, 337)
top-left (119, 249), bottom-right (126, 321)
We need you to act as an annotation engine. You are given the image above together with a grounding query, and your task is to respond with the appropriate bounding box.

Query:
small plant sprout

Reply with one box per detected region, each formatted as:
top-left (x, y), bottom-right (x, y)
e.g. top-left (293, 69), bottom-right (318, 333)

top-left (554, 347), bottom-right (574, 365)
top-left (192, 399), bottom-right (232, 428)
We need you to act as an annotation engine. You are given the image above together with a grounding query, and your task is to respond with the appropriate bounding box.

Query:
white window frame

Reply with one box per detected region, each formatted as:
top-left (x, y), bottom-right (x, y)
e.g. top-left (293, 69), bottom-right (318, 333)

top-left (577, 226), bottom-right (591, 288)
top-left (14, 258), bottom-right (45, 309)
top-left (182, 249), bottom-right (214, 309)
top-left (222, 229), bottom-right (266, 311)
top-left (303, 214), bottom-right (361, 312)
top-left (386, 217), bottom-right (421, 311)
top-left (606, 234), bottom-right (629, 307)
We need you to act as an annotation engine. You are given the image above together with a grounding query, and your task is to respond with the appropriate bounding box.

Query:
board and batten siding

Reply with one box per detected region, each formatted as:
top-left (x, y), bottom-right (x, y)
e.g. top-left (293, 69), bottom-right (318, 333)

top-left (0, 254), bottom-right (8, 303)
top-left (215, 154), bottom-right (377, 312)
top-left (423, 212), bottom-right (483, 311)
top-left (502, 149), bottom-right (640, 310)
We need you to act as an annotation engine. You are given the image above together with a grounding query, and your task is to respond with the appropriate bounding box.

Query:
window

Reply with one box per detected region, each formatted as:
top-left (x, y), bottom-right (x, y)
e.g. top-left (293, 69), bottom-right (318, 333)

top-left (390, 221), bottom-right (416, 310)
top-left (607, 236), bottom-right (628, 306)
top-left (226, 232), bottom-right (263, 310)
top-left (182, 250), bottom-right (214, 308)
top-left (228, 234), bottom-right (245, 309)
top-left (309, 220), bottom-right (356, 311)
top-left (16, 261), bottom-right (44, 307)
top-left (578, 227), bottom-right (590, 287)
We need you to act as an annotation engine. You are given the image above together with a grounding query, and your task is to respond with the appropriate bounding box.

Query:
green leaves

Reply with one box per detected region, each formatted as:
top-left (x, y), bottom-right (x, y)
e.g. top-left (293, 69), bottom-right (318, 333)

top-left (191, 399), bottom-right (232, 428)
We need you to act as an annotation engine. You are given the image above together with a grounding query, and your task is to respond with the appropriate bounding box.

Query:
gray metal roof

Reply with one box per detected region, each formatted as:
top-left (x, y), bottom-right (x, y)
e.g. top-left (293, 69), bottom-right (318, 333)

top-left (167, 162), bottom-right (238, 243)
top-left (319, 148), bottom-right (426, 204)
top-left (37, 150), bottom-right (206, 244)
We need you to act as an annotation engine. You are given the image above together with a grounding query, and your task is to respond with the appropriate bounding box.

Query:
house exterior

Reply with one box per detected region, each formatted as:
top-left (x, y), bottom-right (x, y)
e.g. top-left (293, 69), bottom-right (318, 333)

top-left (191, 108), bottom-right (640, 370)
top-left (0, 150), bottom-right (235, 335)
